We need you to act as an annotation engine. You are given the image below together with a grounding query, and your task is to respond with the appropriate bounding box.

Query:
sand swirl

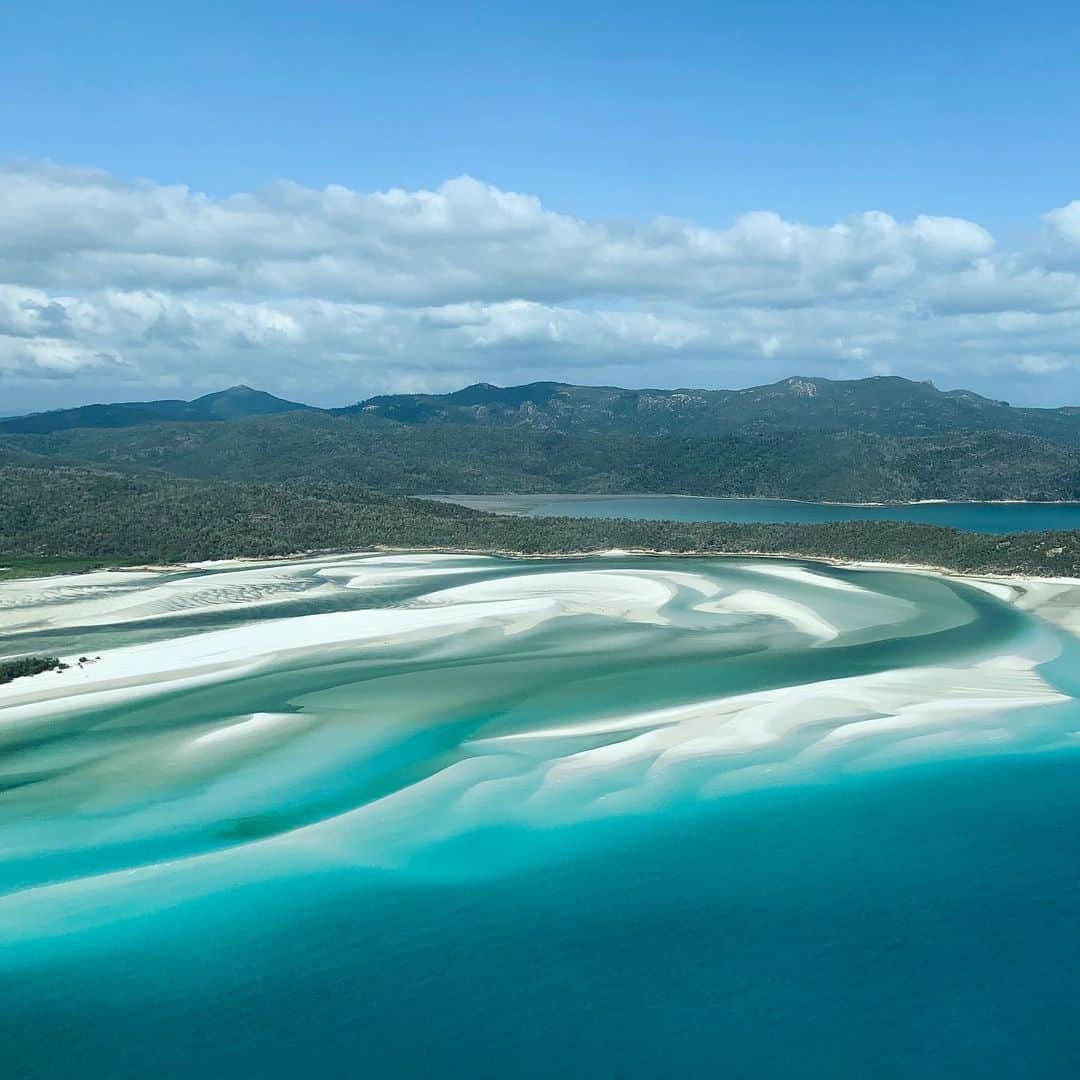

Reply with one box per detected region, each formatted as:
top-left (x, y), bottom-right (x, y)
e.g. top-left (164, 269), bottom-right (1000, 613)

top-left (1, 553), bottom-right (1078, 935)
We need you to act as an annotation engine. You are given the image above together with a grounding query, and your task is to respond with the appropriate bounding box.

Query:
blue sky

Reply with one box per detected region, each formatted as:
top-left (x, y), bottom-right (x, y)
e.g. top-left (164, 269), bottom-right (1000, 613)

top-left (3, 2), bottom-right (1080, 410)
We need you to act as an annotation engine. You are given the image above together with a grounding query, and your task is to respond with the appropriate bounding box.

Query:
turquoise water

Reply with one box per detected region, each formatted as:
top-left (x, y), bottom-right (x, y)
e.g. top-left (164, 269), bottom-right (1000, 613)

top-left (7, 755), bottom-right (1080, 1078)
top-left (445, 494), bottom-right (1080, 533)
top-left (2, 554), bottom-right (1080, 1077)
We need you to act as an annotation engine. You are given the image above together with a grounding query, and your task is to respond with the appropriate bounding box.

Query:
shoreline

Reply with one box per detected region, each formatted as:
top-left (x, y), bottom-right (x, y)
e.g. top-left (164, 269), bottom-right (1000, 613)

top-left (6, 542), bottom-right (1079, 587)
top-left (3, 550), bottom-right (1078, 731)
top-left (2, 557), bottom-right (1077, 903)
top-left (16, 547), bottom-right (1027, 581)
top-left (428, 493), bottom-right (1080, 509)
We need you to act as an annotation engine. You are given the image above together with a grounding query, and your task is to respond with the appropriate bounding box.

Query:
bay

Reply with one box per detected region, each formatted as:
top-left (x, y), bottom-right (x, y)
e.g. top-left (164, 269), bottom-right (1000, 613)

top-left (443, 493), bottom-right (1080, 533)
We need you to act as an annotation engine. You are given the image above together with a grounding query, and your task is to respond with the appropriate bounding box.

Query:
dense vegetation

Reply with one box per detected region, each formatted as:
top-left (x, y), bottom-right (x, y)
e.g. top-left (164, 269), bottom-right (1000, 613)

top-left (5, 374), bottom-right (1080, 503)
top-left (0, 655), bottom-right (66, 684)
top-left (3, 375), bottom-right (1077, 579)
top-left (351, 375), bottom-right (1080, 443)
top-left (0, 385), bottom-right (308, 435)
top-left (3, 465), bottom-right (1078, 576)
top-left (5, 412), bottom-right (1080, 503)
top-left (13, 375), bottom-right (1080, 442)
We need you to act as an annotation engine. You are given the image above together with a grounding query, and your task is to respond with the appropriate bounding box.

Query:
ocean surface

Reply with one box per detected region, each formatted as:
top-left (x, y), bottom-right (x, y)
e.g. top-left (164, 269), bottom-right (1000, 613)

top-left (2, 553), bottom-right (1080, 1077)
top-left (443, 494), bottom-right (1080, 533)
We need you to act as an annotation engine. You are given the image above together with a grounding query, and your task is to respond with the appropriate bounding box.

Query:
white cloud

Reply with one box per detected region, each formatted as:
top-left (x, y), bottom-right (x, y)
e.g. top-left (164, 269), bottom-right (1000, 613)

top-left (2, 160), bottom-right (1080, 408)
top-left (1017, 353), bottom-right (1070, 375)
top-left (1044, 200), bottom-right (1080, 249)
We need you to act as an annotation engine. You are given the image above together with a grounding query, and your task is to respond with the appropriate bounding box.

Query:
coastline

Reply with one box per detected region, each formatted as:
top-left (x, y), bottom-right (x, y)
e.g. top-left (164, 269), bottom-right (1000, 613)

top-left (4, 553), bottom-right (1079, 956)
top-left (4, 545), bottom-right (1079, 634)
top-left (5, 493), bottom-right (1079, 587)
top-left (4, 542), bottom-right (1078, 584)
top-left (429, 492), bottom-right (1080, 509)
top-left (102, 542), bottom-right (1080, 585)
top-left (2, 553), bottom-right (1078, 780)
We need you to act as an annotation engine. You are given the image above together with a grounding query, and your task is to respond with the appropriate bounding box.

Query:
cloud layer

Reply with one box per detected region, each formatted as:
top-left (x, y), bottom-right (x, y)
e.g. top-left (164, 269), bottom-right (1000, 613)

top-left (3, 160), bottom-right (1080, 410)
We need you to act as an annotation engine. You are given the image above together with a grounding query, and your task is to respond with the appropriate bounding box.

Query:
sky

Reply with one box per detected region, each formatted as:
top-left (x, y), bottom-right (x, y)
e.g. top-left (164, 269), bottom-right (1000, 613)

top-left (3, 1), bottom-right (1080, 413)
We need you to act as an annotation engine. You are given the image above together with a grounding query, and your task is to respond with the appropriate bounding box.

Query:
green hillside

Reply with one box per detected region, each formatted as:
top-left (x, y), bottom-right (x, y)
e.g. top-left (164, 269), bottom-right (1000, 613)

top-left (5, 410), bottom-right (1079, 503)
top-left (2, 464), bottom-right (1077, 576)
top-left (350, 375), bottom-right (1080, 442)
top-left (0, 385), bottom-right (310, 435)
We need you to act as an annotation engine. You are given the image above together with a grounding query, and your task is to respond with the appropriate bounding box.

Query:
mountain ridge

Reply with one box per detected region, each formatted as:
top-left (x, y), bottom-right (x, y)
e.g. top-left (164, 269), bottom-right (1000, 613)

top-left (7, 374), bottom-right (1077, 441)
top-left (7, 374), bottom-right (1078, 440)
top-left (346, 375), bottom-right (1078, 441)
top-left (0, 385), bottom-right (311, 435)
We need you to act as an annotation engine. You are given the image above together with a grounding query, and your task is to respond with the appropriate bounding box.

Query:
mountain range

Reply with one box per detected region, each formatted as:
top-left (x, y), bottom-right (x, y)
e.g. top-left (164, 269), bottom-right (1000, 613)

top-left (349, 376), bottom-right (1080, 442)
top-left (0, 385), bottom-right (310, 435)
top-left (3, 375), bottom-right (1079, 504)
top-left (5, 375), bottom-right (1080, 442)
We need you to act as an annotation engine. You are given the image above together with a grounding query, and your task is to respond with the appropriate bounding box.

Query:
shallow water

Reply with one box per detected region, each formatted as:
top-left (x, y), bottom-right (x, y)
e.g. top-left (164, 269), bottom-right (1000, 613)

top-left (2, 553), bottom-right (1079, 1077)
top-left (444, 493), bottom-right (1080, 533)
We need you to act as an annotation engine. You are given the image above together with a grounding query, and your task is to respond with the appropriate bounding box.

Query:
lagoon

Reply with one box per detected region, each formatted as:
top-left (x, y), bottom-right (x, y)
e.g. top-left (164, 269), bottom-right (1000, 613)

top-left (443, 493), bottom-right (1080, 533)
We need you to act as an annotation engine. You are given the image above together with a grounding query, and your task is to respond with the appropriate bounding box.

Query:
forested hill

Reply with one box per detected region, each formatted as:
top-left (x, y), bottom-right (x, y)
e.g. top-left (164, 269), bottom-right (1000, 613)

top-left (4, 374), bottom-right (1080, 504)
top-left (8, 374), bottom-right (1080, 442)
top-left (2, 465), bottom-right (1078, 577)
top-left (0, 385), bottom-right (310, 435)
top-left (349, 376), bottom-right (1080, 442)
top-left (5, 412), bottom-right (1080, 503)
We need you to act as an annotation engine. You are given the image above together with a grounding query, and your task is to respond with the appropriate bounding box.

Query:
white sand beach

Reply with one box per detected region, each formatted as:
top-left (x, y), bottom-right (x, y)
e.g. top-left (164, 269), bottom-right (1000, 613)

top-left (1, 551), bottom-right (1079, 936)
